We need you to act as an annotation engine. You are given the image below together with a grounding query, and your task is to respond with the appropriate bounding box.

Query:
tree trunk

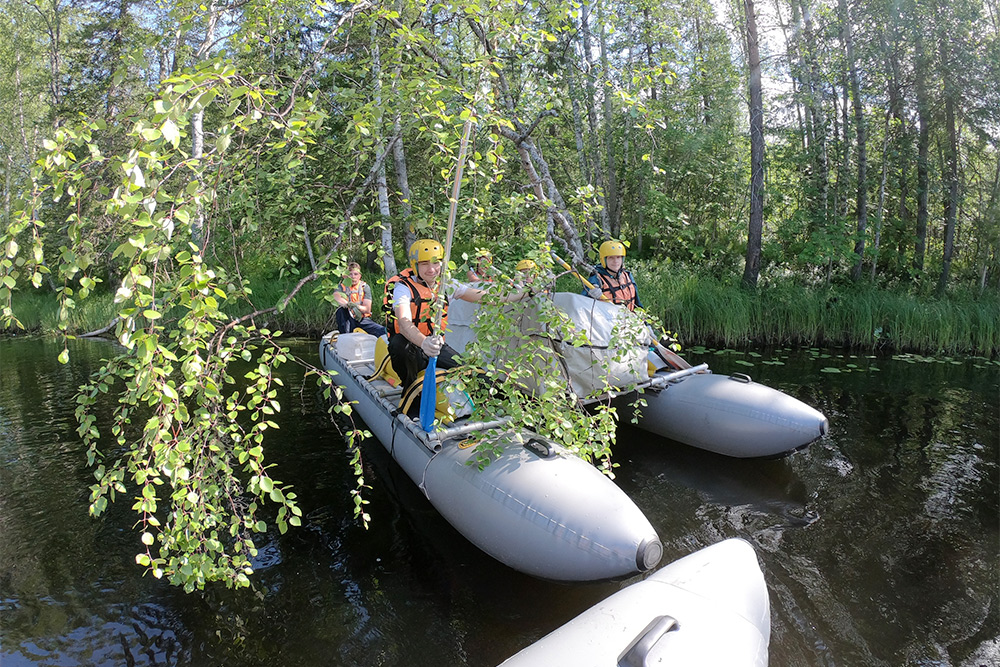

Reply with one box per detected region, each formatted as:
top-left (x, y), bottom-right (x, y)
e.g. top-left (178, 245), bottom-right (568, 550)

top-left (643, 9), bottom-right (657, 101)
top-left (776, 0), bottom-right (804, 147)
top-left (981, 160), bottom-right (1000, 295)
top-left (579, 0), bottom-right (610, 236)
top-left (882, 28), bottom-right (910, 251)
top-left (742, 0), bottom-right (764, 289)
top-left (937, 62), bottom-right (959, 295)
top-left (914, 26), bottom-right (931, 273)
top-left (695, 14), bottom-right (713, 126)
top-left (842, 0), bottom-right (868, 281)
top-left (802, 0), bottom-right (829, 217)
top-left (596, 0), bottom-right (620, 237)
top-left (870, 110), bottom-right (891, 279)
top-left (28, 0), bottom-right (66, 111)
top-left (468, 17), bottom-right (588, 262)
top-left (391, 125), bottom-right (413, 263)
top-left (567, 70), bottom-right (597, 244)
top-left (4, 154), bottom-right (11, 223)
top-left (839, 74), bottom-right (851, 220)
top-left (371, 21), bottom-right (397, 277)
top-left (190, 0), bottom-right (220, 250)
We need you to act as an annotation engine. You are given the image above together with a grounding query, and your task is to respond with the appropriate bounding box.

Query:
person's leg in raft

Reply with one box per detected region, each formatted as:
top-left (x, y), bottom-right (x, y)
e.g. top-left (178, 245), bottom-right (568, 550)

top-left (358, 318), bottom-right (387, 337)
top-left (335, 307), bottom-right (358, 334)
top-left (387, 333), bottom-right (426, 391)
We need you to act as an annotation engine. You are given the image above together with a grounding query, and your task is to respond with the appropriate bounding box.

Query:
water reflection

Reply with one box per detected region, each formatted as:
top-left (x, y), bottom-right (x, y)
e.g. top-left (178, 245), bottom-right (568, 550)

top-left (0, 338), bottom-right (997, 666)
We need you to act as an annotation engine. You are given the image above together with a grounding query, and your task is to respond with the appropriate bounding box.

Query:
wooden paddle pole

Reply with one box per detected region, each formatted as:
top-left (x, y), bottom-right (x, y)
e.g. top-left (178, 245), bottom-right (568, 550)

top-left (420, 114), bottom-right (474, 432)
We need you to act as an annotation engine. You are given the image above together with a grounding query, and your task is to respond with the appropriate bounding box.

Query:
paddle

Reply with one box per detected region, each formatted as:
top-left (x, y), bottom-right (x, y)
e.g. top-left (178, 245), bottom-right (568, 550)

top-left (420, 114), bottom-right (474, 432)
top-left (550, 250), bottom-right (692, 370)
top-left (550, 251), bottom-right (603, 298)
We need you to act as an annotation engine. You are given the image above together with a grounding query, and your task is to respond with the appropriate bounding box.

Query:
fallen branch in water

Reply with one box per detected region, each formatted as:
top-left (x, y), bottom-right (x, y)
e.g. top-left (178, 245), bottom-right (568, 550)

top-left (80, 317), bottom-right (120, 338)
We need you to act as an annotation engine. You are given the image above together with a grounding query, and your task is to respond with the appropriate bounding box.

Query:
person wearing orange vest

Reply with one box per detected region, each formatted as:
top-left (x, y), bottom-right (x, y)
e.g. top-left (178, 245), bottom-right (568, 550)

top-left (586, 240), bottom-right (642, 311)
top-left (333, 262), bottom-right (386, 336)
top-left (385, 239), bottom-right (527, 391)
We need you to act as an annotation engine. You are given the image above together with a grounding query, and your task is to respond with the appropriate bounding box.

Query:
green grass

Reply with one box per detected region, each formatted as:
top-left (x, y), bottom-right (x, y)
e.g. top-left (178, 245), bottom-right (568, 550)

top-left (635, 262), bottom-right (999, 356)
top-left (6, 266), bottom-right (998, 357)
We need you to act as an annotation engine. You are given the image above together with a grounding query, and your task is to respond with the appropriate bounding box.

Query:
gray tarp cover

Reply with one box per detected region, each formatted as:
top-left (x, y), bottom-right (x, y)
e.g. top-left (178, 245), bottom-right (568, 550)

top-left (446, 292), bottom-right (648, 398)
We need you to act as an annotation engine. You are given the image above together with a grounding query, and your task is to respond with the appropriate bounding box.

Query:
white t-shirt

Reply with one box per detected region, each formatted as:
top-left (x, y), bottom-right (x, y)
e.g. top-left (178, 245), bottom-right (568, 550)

top-left (392, 277), bottom-right (473, 320)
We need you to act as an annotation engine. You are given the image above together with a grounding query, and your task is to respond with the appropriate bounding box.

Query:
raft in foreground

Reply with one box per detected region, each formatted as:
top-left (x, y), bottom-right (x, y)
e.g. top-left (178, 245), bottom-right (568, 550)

top-left (320, 332), bottom-right (663, 582)
top-left (499, 538), bottom-right (770, 667)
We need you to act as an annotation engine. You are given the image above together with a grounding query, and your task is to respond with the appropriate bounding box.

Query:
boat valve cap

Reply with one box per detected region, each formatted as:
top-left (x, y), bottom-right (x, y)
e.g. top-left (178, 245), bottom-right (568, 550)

top-left (637, 536), bottom-right (663, 571)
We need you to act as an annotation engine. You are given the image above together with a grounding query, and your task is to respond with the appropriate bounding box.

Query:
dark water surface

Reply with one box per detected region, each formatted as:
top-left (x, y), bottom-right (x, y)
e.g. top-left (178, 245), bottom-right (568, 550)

top-left (1, 337), bottom-right (997, 666)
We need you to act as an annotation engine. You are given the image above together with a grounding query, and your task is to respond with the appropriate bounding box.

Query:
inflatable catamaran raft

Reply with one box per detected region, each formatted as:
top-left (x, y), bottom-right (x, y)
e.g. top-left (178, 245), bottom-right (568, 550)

top-left (319, 333), bottom-right (664, 582)
top-left (447, 292), bottom-right (829, 459)
top-left (498, 538), bottom-right (770, 667)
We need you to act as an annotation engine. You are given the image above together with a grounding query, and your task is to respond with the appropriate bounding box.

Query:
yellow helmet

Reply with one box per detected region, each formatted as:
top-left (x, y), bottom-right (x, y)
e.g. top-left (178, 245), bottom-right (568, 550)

top-left (474, 247), bottom-right (493, 260)
top-left (599, 240), bottom-right (627, 268)
top-left (515, 259), bottom-right (537, 271)
top-left (409, 239), bottom-right (444, 272)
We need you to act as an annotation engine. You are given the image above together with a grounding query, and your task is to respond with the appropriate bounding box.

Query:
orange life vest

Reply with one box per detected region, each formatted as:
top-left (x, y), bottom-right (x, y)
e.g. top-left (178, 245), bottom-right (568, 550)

top-left (383, 268), bottom-right (448, 337)
top-left (595, 268), bottom-right (639, 311)
top-left (339, 280), bottom-right (367, 305)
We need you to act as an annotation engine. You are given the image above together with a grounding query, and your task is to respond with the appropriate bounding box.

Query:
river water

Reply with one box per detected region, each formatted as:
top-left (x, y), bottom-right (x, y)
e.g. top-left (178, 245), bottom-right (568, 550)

top-left (1, 336), bottom-right (997, 666)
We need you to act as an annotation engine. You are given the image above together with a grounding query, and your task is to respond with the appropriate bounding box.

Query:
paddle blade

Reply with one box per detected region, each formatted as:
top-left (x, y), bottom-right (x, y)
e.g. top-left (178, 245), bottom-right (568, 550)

top-left (419, 356), bottom-right (438, 432)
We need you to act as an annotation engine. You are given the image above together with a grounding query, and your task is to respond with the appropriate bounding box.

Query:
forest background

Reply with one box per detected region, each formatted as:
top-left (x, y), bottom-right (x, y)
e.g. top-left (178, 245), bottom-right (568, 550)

top-left (0, 0), bottom-right (998, 591)
top-left (1, 0), bottom-right (998, 355)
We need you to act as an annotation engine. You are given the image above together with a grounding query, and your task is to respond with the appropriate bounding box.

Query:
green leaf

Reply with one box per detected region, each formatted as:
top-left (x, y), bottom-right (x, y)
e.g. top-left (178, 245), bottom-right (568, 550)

top-left (161, 119), bottom-right (180, 149)
top-left (128, 165), bottom-right (145, 188)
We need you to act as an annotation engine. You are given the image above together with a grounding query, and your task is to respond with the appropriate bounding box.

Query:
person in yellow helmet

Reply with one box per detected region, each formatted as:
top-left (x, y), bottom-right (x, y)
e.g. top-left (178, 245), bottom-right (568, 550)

top-left (384, 239), bottom-right (529, 394)
top-left (466, 248), bottom-right (495, 282)
top-left (514, 258), bottom-right (540, 287)
top-left (586, 240), bottom-right (641, 311)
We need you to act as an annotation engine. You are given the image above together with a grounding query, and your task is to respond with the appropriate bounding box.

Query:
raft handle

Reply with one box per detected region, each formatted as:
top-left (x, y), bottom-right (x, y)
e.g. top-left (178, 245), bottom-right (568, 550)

top-left (617, 615), bottom-right (680, 667)
top-left (523, 438), bottom-right (553, 458)
top-left (730, 372), bottom-right (752, 383)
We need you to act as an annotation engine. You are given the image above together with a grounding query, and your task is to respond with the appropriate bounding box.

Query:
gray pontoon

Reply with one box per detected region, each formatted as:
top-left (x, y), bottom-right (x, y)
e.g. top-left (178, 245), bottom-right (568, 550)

top-left (499, 538), bottom-right (770, 666)
top-left (319, 333), bottom-right (663, 581)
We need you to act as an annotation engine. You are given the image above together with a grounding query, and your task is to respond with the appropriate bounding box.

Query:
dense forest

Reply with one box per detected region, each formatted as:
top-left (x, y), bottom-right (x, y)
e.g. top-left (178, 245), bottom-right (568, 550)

top-left (1, 0), bottom-right (997, 590)
top-left (2, 0), bottom-right (998, 302)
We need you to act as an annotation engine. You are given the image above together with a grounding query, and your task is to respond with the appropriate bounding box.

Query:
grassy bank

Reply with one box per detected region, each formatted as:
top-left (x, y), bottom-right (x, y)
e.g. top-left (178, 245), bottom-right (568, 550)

top-left (6, 267), bottom-right (998, 357)
top-left (633, 264), bottom-right (999, 356)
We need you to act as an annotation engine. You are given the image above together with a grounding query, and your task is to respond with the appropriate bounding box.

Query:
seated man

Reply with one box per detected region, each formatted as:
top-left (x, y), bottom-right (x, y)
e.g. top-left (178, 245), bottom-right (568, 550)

top-left (515, 258), bottom-right (538, 285)
top-left (333, 262), bottom-right (387, 337)
top-left (585, 241), bottom-right (690, 369)
top-left (585, 240), bottom-right (642, 311)
top-left (466, 248), bottom-right (495, 283)
top-left (385, 239), bottom-right (526, 392)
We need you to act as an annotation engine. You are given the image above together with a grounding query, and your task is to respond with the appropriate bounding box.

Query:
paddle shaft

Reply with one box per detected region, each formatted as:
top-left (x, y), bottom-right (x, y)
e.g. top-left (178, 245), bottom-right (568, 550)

top-left (550, 251), bottom-right (606, 299)
top-left (421, 115), bottom-right (474, 432)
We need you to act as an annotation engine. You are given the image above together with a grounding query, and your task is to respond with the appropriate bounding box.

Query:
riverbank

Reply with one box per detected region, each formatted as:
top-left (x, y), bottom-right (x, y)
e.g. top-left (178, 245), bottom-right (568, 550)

top-left (4, 268), bottom-right (998, 357)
